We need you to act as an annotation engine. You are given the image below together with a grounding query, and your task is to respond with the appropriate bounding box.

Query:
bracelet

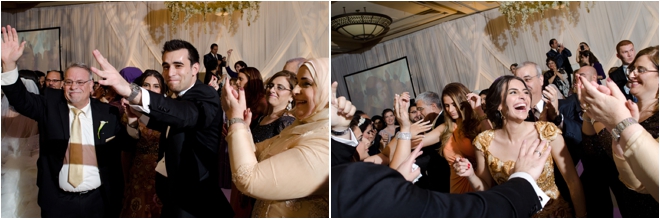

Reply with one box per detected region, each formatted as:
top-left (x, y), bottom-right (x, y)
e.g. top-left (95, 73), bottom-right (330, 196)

top-left (227, 118), bottom-right (245, 127)
top-left (331, 128), bottom-right (349, 136)
top-left (396, 132), bottom-right (412, 140)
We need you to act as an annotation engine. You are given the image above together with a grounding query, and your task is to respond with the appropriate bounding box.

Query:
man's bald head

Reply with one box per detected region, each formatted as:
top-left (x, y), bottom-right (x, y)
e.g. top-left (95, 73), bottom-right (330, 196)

top-left (575, 66), bottom-right (598, 83)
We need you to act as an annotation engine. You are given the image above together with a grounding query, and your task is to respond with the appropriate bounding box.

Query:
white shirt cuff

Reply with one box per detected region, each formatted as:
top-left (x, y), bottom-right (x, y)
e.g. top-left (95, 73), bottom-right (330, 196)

top-left (509, 172), bottom-right (550, 210)
top-left (130, 87), bottom-right (151, 114)
top-left (331, 129), bottom-right (359, 147)
top-left (1, 67), bottom-right (19, 85)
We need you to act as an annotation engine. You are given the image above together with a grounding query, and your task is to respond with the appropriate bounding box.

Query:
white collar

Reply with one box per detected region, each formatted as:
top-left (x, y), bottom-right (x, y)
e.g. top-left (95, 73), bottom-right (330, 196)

top-left (68, 100), bottom-right (92, 118)
top-left (534, 99), bottom-right (544, 112)
top-left (177, 82), bottom-right (196, 97)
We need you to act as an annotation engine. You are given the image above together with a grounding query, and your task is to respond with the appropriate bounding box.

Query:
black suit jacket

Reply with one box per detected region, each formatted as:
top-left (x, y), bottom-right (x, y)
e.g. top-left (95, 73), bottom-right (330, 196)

top-left (609, 66), bottom-right (634, 100)
top-left (203, 52), bottom-right (223, 72)
top-left (1, 81), bottom-right (133, 217)
top-left (416, 111), bottom-right (449, 192)
top-left (332, 162), bottom-right (542, 217)
top-left (145, 80), bottom-right (233, 217)
top-left (546, 48), bottom-right (574, 75)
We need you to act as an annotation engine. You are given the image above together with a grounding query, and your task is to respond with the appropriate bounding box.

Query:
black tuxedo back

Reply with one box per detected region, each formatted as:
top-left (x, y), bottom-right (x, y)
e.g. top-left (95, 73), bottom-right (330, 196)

top-left (2, 82), bottom-right (130, 217)
top-left (416, 111), bottom-right (449, 193)
top-left (609, 66), bottom-right (634, 100)
top-left (146, 80), bottom-right (233, 217)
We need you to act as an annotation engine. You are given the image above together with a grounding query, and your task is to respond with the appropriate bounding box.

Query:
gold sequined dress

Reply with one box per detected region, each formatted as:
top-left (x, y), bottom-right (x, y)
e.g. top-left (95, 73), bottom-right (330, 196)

top-left (474, 121), bottom-right (573, 217)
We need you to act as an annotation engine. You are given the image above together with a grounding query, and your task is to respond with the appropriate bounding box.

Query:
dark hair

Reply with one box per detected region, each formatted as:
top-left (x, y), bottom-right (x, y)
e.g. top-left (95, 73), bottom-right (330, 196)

top-left (549, 38), bottom-right (556, 47)
top-left (371, 115), bottom-right (384, 130)
top-left (355, 110), bottom-right (367, 118)
top-left (510, 63), bottom-right (518, 68)
top-left (579, 50), bottom-right (600, 65)
top-left (138, 69), bottom-right (168, 95)
top-left (485, 75), bottom-right (531, 129)
top-left (350, 117), bottom-right (373, 133)
top-left (47, 70), bottom-right (64, 80)
top-left (18, 69), bottom-right (39, 88)
top-left (34, 70), bottom-right (45, 78)
top-left (235, 61), bottom-right (247, 70)
top-left (239, 67), bottom-right (265, 115)
top-left (479, 89), bottom-right (489, 96)
top-left (162, 39), bottom-right (200, 65)
top-left (210, 43), bottom-right (218, 50)
top-left (545, 57), bottom-right (556, 68)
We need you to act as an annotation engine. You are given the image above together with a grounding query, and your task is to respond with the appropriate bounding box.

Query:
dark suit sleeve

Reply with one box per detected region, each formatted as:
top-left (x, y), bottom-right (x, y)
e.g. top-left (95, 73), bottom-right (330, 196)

top-left (225, 66), bottom-right (238, 78)
top-left (332, 162), bottom-right (542, 217)
top-left (332, 139), bottom-right (356, 167)
top-left (203, 54), bottom-right (213, 72)
top-left (558, 97), bottom-right (583, 162)
top-left (562, 48), bottom-right (572, 57)
top-left (1, 77), bottom-right (48, 122)
top-left (145, 82), bottom-right (219, 130)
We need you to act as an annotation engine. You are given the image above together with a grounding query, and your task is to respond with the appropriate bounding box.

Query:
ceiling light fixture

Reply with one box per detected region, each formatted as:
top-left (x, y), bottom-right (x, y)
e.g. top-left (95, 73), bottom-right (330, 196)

top-left (331, 7), bottom-right (392, 41)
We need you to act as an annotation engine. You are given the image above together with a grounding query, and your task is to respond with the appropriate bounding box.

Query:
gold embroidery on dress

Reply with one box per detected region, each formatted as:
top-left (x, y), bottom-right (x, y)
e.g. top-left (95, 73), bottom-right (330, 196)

top-left (232, 164), bottom-right (254, 184)
top-left (474, 121), bottom-right (572, 217)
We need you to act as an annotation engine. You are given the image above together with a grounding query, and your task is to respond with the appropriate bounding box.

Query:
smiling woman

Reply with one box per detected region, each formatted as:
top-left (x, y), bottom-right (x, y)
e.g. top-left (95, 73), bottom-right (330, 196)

top-left (222, 58), bottom-right (330, 217)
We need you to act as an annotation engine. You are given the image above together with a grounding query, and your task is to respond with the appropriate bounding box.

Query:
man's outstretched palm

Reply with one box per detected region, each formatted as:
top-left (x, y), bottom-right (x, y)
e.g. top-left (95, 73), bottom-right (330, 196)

top-left (1, 25), bottom-right (26, 66)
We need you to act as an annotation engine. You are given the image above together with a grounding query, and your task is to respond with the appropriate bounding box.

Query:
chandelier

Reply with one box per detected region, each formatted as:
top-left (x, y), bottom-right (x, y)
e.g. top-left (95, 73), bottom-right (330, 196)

top-left (331, 7), bottom-right (392, 41)
top-left (165, 1), bottom-right (260, 32)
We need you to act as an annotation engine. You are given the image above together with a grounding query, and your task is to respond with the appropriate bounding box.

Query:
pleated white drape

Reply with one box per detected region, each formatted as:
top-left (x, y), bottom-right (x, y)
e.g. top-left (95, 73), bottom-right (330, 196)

top-left (1, 1), bottom-right (329, 80)
top-left (331, 1), bottom-right (658, 99)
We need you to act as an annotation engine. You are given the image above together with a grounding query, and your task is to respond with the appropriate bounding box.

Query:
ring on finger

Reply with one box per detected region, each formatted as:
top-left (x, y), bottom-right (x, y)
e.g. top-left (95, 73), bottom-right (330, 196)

top-left (534, 150), bottom-right (542, 157)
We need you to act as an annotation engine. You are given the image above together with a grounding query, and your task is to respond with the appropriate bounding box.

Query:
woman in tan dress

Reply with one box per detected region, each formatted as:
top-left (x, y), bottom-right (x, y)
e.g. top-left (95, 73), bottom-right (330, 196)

top-left (222, 58), bottom-right (329, 217)
top-left (453, 75), bottom-right (586, 217)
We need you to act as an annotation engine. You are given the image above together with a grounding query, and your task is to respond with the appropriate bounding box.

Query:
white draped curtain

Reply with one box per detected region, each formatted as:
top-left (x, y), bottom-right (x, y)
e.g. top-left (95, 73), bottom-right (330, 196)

top-left (1, 1), bottom-right (329, 80)
top-left (331, 1), bottom-right (658, 99)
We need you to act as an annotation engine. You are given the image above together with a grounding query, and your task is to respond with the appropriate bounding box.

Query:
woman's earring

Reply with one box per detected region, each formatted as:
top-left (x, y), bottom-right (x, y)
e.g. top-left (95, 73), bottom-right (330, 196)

top-left (498, 110), bottom-right (504, 120)
top-left (286, 100), bottom-right (292, 111)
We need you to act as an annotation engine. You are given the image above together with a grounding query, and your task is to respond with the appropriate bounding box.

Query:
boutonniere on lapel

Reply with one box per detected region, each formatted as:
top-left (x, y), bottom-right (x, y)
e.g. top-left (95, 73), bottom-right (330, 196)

top-left (98, 121), bottom-right (108, 139)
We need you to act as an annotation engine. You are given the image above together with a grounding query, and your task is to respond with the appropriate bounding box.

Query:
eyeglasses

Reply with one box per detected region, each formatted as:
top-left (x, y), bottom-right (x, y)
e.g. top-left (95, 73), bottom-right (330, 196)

top-left (45, 79), bottom-right (62, 83)
top-left (63, 80), bottom-right (92, 87)
top-left (522, 74), bottom-right (540, 84)
top-left (628, 66), bottom-right (659, 75)
top-left (266, 83), bottom-right (291, 92)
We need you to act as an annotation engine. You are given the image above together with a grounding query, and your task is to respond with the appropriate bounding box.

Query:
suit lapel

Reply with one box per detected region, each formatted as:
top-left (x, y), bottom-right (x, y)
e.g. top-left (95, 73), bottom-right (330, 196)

top-left (59, 100), bottom-right (70, 139)
top-left (90, 99), bottom-right (103, 147)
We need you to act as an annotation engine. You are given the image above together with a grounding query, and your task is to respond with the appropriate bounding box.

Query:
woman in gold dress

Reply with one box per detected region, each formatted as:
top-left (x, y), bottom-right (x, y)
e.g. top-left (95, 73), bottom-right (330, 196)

top-left (222, 58), bottom-right (329, 217)
top-left (453, 75), bottom-right (586, 217)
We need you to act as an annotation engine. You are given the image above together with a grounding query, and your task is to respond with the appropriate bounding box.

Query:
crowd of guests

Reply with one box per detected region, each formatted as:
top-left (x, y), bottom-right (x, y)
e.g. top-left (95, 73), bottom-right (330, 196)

top-left (1, 24), bottom-right (329, 218)
top-left (332, 38), bottom-right (658, 217)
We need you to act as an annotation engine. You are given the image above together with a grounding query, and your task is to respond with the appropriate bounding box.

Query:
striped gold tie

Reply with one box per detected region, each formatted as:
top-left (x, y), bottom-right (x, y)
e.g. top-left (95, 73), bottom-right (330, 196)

top-left (68, 108), bottom-right (84, 188)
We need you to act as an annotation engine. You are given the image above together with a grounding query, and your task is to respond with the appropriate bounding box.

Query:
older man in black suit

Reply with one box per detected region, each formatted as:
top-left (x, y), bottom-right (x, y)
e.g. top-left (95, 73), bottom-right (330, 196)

top-left (1, 25), bottom-right (135, 217)
top-left (91, 39), bottom-right (233, 217)
top-left (546, 38), bottom-right (574, 75)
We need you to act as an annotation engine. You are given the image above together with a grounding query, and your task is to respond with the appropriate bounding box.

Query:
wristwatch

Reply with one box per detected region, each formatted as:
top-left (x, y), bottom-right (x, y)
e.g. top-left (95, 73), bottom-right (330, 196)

top-left (611, 117), bottom-right (637, 142)
top-left (396, 132), bottom-right (412, 140)
top-left (127, 83), bottom-right (141, 102)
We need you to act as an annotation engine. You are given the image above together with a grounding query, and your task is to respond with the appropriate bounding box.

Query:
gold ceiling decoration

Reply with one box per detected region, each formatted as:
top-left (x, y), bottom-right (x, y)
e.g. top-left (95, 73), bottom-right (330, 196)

top-left (165, 1), bottom-right (260, 32)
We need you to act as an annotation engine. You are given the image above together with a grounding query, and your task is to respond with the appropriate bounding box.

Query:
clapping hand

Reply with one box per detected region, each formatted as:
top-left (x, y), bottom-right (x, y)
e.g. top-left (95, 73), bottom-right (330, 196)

top-left (221, 76), bottom-right (247, 121)
top-left (1, 25), bottom-right (26, 71)
top-left (393, 92), bottom-right (411, 129)
top-left (208, 75), bottom-right (219, 91)
top-left (541, 85), bottom-right (560, 120)
top-left (576, 76), bottom-right (631, 131)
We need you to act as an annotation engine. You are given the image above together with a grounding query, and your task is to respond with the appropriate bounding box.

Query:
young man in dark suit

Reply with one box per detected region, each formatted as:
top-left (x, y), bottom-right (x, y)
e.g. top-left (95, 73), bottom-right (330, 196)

top-left (609, 40), bottom-right (636, 100)
top-left (1, 25), bottom-right (135, 217)
top-left (546, 38), bottom-right (574, 75)
top-left (203, 43), bottom-right (222, 73)
top-left (91, 39), bottom-right (233, 217)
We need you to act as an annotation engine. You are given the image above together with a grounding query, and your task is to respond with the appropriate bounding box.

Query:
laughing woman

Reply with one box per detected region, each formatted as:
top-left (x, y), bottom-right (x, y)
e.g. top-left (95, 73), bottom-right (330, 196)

top-left (222, 58), bottom-right (329, 217)
top-left (454, 75), bottom-right (586, 217)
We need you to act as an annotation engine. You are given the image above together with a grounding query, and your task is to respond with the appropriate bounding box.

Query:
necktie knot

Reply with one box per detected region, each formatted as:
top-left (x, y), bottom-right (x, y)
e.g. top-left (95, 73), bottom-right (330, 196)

top-left (71, 108), bottom-right (83, 116)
